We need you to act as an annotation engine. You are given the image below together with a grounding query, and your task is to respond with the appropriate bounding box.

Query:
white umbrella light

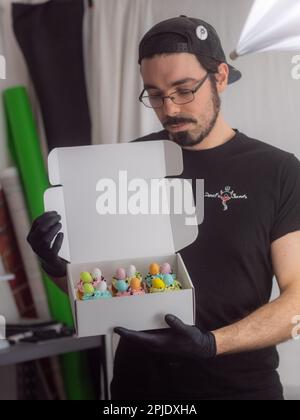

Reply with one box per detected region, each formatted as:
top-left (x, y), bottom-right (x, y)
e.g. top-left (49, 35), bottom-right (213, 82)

top-left (231, 0), bottom-right (300, 59)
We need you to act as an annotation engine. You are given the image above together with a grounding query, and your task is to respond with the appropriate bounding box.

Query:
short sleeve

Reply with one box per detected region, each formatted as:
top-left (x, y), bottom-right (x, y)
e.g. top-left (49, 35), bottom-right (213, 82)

top-left (270, 154), bottom-right (300, 242)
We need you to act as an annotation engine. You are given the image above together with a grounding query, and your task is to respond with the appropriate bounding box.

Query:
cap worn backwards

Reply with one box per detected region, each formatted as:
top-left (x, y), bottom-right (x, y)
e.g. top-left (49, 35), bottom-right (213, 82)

top-left (139, 15), bottom-right (241, 84)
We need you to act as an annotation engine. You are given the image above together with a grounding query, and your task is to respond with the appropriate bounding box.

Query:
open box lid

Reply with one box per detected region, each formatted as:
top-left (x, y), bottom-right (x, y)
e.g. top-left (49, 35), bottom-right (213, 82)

top-left (44, 140), bottom-right (199, 264)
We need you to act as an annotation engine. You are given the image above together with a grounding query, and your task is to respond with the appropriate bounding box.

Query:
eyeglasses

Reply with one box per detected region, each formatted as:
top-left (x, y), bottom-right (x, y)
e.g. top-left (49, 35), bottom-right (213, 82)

top-left (139, 72), bottom-right (211, 109)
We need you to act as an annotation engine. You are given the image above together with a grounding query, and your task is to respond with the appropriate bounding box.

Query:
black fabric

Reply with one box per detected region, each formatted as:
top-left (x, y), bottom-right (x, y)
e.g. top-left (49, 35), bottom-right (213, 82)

top-left (12, 0), bottom-right (91, 151)
top-left (111, 129), bottom-right (300, 400)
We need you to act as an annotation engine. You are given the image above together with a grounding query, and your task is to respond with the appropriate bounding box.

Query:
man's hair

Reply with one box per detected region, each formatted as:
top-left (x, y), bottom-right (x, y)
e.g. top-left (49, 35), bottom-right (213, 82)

top-left (139, 32), bottom-right (220, 86)
top-left (195, 55), bottom-right (219, 71)
top-left (143, 51), bottom-right (220, 86)
top-left (195, 55), bottom-right (220, 86)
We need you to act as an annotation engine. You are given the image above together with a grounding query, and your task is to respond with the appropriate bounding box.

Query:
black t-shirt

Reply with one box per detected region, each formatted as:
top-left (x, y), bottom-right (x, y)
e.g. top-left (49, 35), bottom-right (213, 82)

top-left (111, 129), bottom-right (300, 400)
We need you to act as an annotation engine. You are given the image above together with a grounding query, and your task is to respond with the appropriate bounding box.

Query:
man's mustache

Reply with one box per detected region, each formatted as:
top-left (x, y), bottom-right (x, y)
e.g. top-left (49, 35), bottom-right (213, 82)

top-left (163, 117), bottom-right (197, 128)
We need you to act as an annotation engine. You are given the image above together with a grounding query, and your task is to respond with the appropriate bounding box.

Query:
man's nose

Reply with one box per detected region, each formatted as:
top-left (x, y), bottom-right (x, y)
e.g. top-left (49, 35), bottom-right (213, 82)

top-left (162, 97), bottom-right (181, 116)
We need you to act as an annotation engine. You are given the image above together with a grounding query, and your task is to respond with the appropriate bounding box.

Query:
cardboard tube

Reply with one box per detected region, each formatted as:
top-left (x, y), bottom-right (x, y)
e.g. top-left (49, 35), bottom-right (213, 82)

top-left (2, 86), bottom-right (71, 321)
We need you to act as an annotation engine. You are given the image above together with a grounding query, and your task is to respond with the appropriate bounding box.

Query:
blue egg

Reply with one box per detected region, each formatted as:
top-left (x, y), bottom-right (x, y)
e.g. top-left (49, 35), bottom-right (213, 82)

top-left (115, 279), bottom-right (129, 292)
top-left (163, 274), bottom-right (174, 287)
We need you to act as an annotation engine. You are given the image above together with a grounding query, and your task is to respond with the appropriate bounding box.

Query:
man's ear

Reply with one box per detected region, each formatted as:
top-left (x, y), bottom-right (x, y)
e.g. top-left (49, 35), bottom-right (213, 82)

top-left (215, 63), bottom-right (229, 93)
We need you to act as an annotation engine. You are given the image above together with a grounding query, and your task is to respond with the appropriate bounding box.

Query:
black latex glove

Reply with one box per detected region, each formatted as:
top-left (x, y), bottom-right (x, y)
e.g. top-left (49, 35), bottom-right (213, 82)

top-left (114, 314), bottom-right (217, 361)
top-left (27, 211), bottom-right (67, 278)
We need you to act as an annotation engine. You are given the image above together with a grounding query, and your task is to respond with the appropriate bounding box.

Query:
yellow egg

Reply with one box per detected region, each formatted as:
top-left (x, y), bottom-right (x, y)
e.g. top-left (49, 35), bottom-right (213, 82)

top-left (149, 263), bottom-right (160, 276)
top-left (83, 283), bottom-right (94, 295)
top-left (152, 277), bottom-right (165, 289)
top-left (130, 277), bottom-right (141, 290)
top-left (81, 271), bottom-right (93, 283)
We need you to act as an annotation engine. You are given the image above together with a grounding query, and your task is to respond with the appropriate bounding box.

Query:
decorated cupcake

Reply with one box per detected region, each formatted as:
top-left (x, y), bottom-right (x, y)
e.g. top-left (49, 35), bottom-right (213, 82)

top-left (77, 269), bottom-right (112, 300)
top-left (144, 263), bottom-right (162, 288)
top-left (129, 276), bottom-right (146, 296)
top-left (112, 268), bottom-right (131, 297)
top-left (145, 262), bottom-right (182, 293)
top-left (91, 267), bottom-right (112, 298)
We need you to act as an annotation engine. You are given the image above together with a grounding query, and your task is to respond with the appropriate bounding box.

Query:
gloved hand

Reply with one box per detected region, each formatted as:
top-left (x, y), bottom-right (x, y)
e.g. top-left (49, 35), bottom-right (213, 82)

top-left (114, 314), bottom-right (217, 360)
top-left (27, 211), bottom-right (67, 278)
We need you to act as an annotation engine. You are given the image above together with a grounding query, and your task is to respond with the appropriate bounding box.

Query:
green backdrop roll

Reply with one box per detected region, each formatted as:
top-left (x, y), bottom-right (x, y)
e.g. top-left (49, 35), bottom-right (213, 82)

top-left (3, 86), bottom-right (94, 400)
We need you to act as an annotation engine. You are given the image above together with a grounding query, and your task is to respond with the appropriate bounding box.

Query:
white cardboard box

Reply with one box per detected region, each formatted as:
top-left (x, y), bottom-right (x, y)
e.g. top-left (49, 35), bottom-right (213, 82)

top-left (44, 140), bottom-right (198, 337)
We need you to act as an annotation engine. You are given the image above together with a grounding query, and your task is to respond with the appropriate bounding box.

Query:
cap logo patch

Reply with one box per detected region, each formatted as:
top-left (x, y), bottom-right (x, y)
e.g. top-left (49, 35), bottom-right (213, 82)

top-left (196, 25), bottom-right (208, 41)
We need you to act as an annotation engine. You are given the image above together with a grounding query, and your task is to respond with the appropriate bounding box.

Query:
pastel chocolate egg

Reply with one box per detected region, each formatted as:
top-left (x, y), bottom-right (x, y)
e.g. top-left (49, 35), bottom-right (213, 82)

top-left (149, 263), bottom-right (160, 276)
top-left (115, 268), bottom-right (126, 280)
top-left (98, 280), bottom-right (107, 293)
top-left (92, 267), bottom-right (102, 279)
top-left (130, 277), bottom-right (141, 290)
top-left (152, 277), bottom-right (165, 289)
top-left (80, 272), bottom-right (93, 283)
top-left (126, 265), bottom-right (136, 278)
top-left (115, 279), bottom-right (129, 292)
top-left (83, 283), bottom-right (94, 295)
top-left (160, 263), bottom-right (171, 274)
top-left (163, 273), bottom-right (174, 286)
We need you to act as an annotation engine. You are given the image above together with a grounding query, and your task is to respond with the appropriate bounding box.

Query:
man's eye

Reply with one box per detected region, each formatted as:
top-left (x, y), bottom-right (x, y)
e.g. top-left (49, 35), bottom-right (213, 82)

top-left (177, 89), bottom-right (192, 95)
top-left (148, 93), bottom-right (162, 98)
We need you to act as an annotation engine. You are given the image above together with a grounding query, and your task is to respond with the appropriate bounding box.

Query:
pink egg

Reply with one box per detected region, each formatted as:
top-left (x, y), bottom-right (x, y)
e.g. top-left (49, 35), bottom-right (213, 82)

top-left (160, 263), bottom-right (171, 274)
top-left (115, 268), bottom-right (126, 280)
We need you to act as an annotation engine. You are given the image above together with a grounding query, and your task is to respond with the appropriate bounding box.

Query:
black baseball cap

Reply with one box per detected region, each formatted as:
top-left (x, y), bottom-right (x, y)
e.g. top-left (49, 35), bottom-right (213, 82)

top-left (139, 15), bottom-right (241, 84)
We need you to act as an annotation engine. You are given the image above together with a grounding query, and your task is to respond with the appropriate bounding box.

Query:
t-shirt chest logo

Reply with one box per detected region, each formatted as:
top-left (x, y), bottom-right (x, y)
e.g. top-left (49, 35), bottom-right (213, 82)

top-left (205, 186), bottom-right (248, 211)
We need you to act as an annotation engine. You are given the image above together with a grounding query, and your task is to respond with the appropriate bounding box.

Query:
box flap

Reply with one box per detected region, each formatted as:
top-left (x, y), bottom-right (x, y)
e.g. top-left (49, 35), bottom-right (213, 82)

top-left (44, 141), bottom-right (198, 263)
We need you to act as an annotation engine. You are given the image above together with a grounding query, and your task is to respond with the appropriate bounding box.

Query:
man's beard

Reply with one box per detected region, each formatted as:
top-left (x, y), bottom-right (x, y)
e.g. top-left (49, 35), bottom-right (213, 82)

top-left (164, 78), bottom-right (221, 148)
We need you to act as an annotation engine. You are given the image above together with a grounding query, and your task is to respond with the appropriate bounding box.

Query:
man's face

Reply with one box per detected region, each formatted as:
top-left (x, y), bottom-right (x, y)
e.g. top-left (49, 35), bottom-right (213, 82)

top-left (140, 53), bottom-right (223, 148)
